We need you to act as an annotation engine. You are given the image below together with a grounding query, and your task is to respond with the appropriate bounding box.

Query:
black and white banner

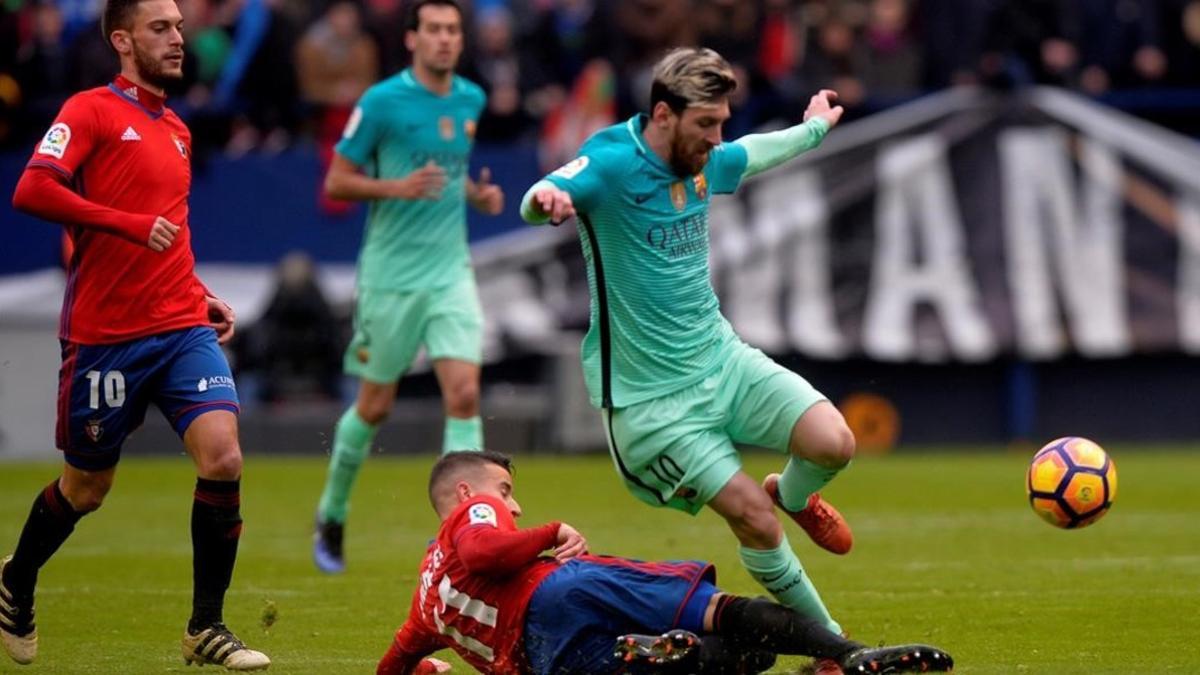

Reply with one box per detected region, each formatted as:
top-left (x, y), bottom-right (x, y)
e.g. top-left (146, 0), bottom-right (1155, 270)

top-left (475, 87), bottom-right (1200, 364)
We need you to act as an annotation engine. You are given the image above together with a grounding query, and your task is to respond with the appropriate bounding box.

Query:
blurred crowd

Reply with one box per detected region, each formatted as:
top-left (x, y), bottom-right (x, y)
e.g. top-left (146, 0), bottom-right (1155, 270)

top-left (1, 0), bottom-right (1199, 155)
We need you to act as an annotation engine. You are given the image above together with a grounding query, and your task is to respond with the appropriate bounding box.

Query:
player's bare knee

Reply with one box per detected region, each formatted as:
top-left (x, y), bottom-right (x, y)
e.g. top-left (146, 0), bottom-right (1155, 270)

top-left (61, 480), bottom-right (110, 513)
top-left (64, 487), bottom-right (106, 512)
top-left (443, 379), bottom-right (480, 418)
top-left (805, 423), bottom-right (855, 469)
top-left (826, 423), bottom-right (856, 467)
top-left (61, 469), bottom-right (113, 512)
top-left (199, 444), bottom-right (243, 480)
top-left (357, 399), bottom-right (391, 426)
top-left (728, 497), bottom-right (784, 548)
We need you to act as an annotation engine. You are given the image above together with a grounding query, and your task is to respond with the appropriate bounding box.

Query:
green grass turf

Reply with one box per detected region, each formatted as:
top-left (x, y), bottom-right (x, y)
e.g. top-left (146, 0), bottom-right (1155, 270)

top-left (1, 448), bottom-right (1198, 673)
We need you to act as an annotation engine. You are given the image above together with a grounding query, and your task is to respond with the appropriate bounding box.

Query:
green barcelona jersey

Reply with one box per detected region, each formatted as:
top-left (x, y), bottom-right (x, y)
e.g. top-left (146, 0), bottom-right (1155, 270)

top-left (544, 114), bottom-right (749, 408)
top-left (336, 69), bottom-right (486, 291)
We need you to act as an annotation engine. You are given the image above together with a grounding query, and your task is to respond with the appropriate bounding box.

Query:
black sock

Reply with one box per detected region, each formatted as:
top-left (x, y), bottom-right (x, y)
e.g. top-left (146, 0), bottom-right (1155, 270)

top-left (189, 478), bottom-right (242, 634)
top-left (3, 479), bottom-right (86, 598)
top-left (694, 635), bottom-right (753, 674)
top-left (711, 596), bottom-right (863, 661)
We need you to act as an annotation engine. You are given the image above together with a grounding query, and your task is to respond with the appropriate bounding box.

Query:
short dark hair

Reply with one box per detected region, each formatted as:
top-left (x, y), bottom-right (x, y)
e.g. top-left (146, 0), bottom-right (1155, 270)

top-left (427, 450), bottom-right (514, 507)
top-left (102, 0), bottom-right (147, 50)
top-left (406, 0), bottom-right (463, 32)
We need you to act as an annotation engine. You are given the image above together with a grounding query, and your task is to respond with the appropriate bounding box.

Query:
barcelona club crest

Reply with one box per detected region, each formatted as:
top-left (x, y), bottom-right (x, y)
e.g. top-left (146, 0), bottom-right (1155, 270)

top-left (464, 119), bottom-right (476, 139)
top-left (85, 419), bottom-right (103, 443)
top-left (670, 182), bottom-right (687, 211)
top-left (439, 116), bottom-right (455, 141)
top-left (693, 173), bottom-right (708, 201)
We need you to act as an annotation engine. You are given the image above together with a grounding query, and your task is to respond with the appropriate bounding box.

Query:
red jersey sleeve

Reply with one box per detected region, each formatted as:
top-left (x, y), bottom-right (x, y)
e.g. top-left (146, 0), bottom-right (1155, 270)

top-left (377, 601), bottom-right (443, 675)
top-left (13, 94), bottom-right (157, 244)
top-left (451, 496), bottom-right (561, 576)
top-left (28, 94), bottom-right (100, 179)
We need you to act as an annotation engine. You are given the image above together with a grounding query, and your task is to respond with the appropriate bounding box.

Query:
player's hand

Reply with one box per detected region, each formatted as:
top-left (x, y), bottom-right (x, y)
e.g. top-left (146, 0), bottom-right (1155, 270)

top-left (469, 167), bottom-right (504, 216)
top-left (393, 161), bottom-right (446, 200)
top-left (802, 89), bottom-right (844, 128)
top-left (534, 188), bottom-right (575, 225)
top-left (415, 657), bottom-right (452, 673)
top-left (206, 295), bottom-right (236, 344)
top-left (148, 216), bottom-right (179, 252)
top-left (553, 523), bottom-right (587, 563)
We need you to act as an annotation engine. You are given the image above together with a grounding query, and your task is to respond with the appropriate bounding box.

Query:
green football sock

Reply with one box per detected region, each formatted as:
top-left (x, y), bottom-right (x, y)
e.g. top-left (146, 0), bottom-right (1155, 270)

top-left (317, 407), bottom-right (379, 523)
top-left (739, 536), bottom-right (841, 635)
top-left (443, 415), bottom-right (483, 453)
top-left (778, 457), bottom-right (842, 511)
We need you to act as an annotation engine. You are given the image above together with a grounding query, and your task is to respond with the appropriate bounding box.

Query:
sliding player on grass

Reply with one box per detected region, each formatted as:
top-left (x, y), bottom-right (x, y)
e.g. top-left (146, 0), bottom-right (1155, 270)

top-left (377, 451), bottom-right (953, 674)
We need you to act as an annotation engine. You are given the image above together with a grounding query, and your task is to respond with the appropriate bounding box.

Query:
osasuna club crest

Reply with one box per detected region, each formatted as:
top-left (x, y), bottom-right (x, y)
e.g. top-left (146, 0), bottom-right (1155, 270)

top-left (85, 418), bottom-right (103, 442)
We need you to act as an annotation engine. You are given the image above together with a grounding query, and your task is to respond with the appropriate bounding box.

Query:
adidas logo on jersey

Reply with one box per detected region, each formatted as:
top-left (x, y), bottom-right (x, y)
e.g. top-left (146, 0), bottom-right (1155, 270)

top-left (121, 126), bottom-right (142, 142)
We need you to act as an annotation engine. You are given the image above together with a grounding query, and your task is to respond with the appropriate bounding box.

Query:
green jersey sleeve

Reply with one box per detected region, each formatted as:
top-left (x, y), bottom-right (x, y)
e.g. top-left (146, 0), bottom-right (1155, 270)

top-left (334, 90), bottom-right (386, 167)
top-left (705, 141), bottom-right (749, 194)
top-left (544, 151), bottom-right (614, 213)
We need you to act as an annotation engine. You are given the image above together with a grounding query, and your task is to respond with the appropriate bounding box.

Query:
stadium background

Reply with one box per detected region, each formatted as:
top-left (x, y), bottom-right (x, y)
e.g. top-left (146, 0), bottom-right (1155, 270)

top-left (3, 0), bottom-right (1200, 457)
top-left (0, 1), bottom-right (1199, 672)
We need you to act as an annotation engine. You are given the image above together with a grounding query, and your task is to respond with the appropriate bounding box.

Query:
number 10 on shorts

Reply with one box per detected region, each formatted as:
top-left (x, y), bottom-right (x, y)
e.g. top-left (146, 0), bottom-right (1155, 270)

top-left (85, 370), bottom-right (126, 409)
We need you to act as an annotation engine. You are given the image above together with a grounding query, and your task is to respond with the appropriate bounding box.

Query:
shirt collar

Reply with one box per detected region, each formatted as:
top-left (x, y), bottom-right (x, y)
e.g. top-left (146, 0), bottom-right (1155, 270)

top-left (627, 114), bottom-right (671, 173)
top-left (113, 75), bottom-right (166, 114)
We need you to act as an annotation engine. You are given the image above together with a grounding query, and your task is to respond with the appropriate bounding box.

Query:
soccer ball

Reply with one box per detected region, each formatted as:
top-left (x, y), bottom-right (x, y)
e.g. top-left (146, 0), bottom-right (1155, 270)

top-left (1026, 437), bottom-right (1117, 529)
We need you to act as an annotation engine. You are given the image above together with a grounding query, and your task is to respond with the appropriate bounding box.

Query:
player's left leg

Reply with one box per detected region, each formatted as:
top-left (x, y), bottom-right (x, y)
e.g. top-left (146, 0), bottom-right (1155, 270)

top-left (156, 327), bottom-right (267, 670)
top-left (432, 359), bottom-right (481, 453)
top-left (426, 274), bottom-right (485, 453)
top-left (177, 411), bottom-right (268, 670)
top-left (707, 473), bottom-right (841, 635)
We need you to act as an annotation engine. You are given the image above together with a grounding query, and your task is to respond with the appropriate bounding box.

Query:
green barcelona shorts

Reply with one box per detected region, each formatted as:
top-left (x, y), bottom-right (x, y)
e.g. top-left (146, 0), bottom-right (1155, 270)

top-left (603, 338), bottom-right (826, 515)
top-left (343, 273), bottom-right (482, 384)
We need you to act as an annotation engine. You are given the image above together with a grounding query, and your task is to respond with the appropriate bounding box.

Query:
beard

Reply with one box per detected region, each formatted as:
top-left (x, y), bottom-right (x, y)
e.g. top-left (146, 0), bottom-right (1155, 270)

top-left (132, 40), bottom-right (182, 90)
top-left (668, 132), bottom-right (710, 177)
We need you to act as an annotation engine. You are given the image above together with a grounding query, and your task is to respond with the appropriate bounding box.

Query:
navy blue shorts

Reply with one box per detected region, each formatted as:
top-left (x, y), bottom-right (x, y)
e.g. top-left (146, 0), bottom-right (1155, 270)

top-left (523, 556), bottom-right (718, 675)
top-left (56, 326), bottom-right (240, 470)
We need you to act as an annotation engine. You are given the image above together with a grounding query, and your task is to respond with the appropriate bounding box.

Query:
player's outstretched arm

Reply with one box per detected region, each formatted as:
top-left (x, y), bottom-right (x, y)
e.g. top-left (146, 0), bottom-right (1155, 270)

top-left (735, 89), bottom-right (845, 179)
top-left (553, 522), bottom-right (587, 563)
top-left (377, 620), bottom-right (446, 675)
top-left (457, 520), bottom-right (567, 575)
top-left (13, 165), bottom-right (167, 249)
top-left (519, 180), bottom-right (576, 225)
top-left (325, 154), bottom-right (447, 203)
top-left (466, 167), bottom-right (504, 215)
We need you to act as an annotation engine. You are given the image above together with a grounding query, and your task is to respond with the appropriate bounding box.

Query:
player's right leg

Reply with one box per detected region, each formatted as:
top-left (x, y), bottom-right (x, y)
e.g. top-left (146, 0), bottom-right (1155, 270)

top-left (722, 341), bottom-right (855, 554)
top-left (768, 401), bottom-right (855, 554)
top-left (705, 595), bottom-right (953, 674)
top-left (615, 632), bottom-right (777, 674)
top-left (314, 379), bottom-right (395, 574)
top-left (2, 338), bottom-right (152, 664)
top-left (1, 465), bottom-right (113, 665)
top-left (316, 288), bottom-right (421, 573)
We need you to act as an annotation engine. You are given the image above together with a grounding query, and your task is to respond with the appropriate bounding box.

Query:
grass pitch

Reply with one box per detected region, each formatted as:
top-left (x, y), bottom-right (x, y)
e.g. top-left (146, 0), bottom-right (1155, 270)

top-left (0, 448), bottom-right (1197, 673)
